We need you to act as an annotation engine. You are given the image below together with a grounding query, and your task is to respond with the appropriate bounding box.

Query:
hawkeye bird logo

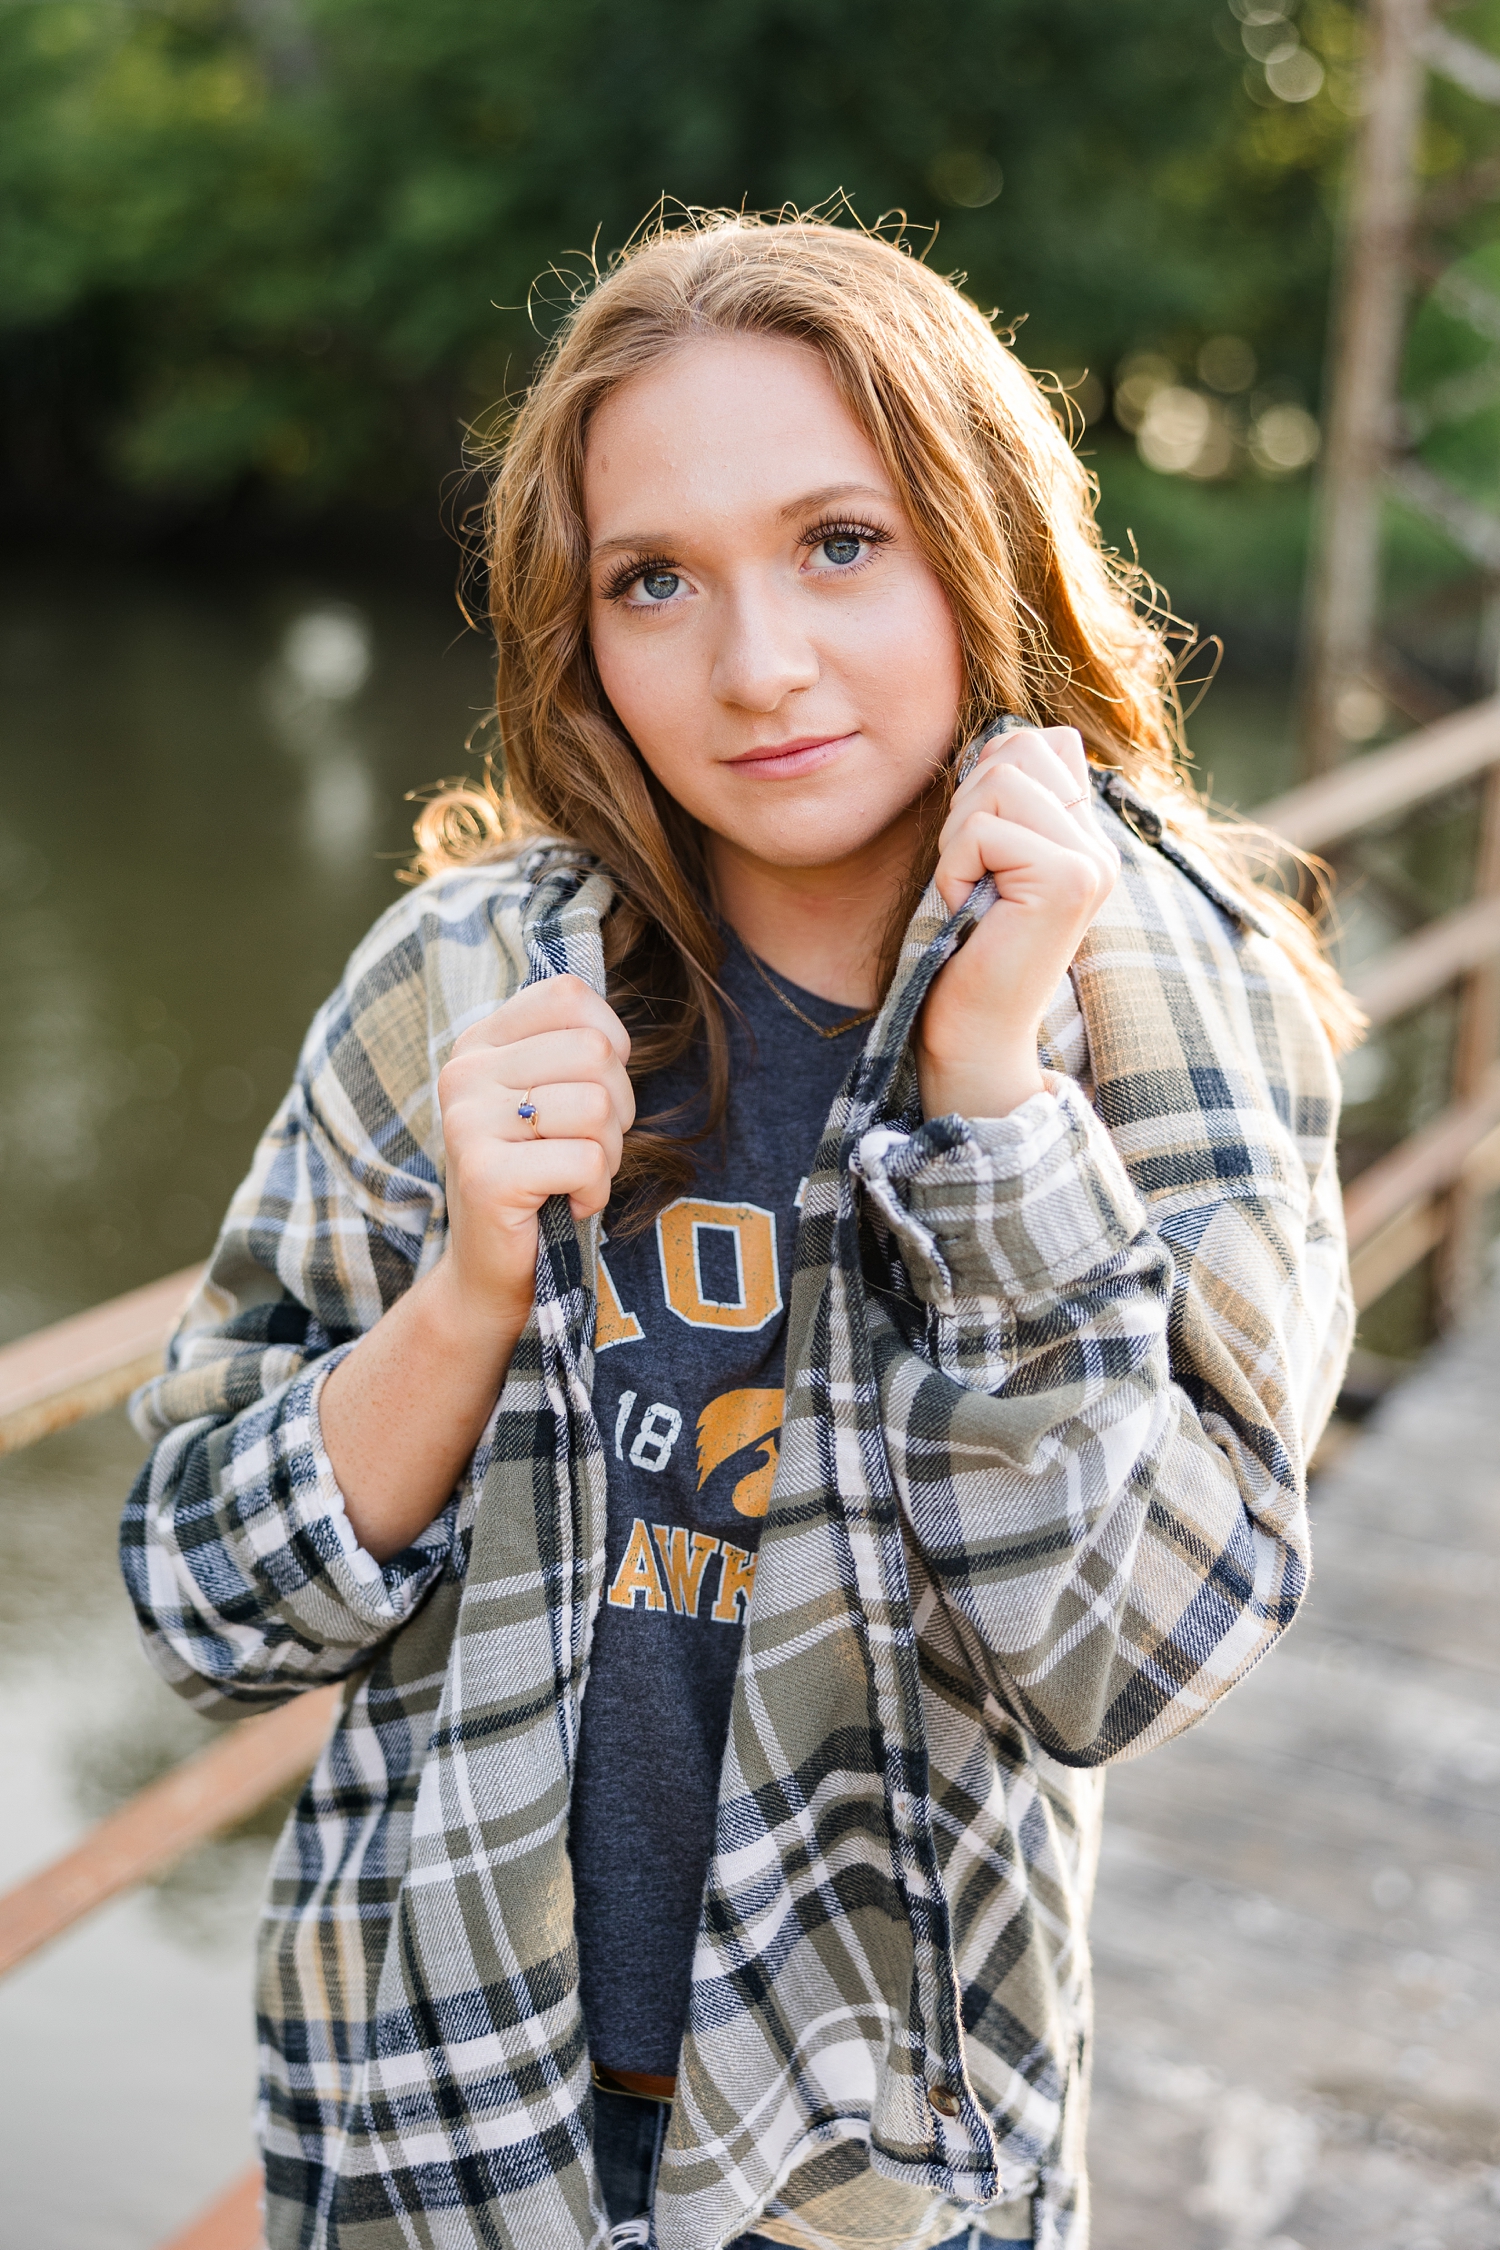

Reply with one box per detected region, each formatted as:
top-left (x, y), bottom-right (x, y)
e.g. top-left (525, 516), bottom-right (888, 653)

top-left (695, 1388), bottom-right (784, 1518)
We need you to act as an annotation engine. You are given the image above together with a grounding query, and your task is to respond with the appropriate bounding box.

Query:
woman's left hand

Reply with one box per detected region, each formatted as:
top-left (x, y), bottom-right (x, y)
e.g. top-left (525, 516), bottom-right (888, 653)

top-left (917, 725), bottom-right (1119, 1120)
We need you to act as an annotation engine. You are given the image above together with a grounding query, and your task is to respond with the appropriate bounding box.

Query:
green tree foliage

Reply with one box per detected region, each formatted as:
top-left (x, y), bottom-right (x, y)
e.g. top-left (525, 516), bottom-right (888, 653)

top-left (0, 0), bottom-right (1363, 518)
top-left (1398, 1), bottom-right (1500, 522)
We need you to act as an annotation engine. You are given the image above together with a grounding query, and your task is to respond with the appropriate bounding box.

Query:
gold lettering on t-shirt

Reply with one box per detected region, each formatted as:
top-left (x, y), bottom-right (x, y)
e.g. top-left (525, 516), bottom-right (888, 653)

top-left (607, 1517), bottom-right (668, 1611)
top-left (595, 1247), bottom-right (645, 1350)
top-left (711, 1543), bottom-right (758, 1625)
top-left (655, 1200), bottom-right (782, 1331)
top-left (696, 1389), bottom-right (784, 1518)
top-left (651, 1526), bottom-right (722, 1619)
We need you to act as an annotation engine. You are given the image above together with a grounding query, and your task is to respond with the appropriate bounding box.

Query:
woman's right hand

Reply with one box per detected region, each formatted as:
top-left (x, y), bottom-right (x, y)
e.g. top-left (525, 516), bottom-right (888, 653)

top-left (434, 973), bottom-right (635, 1328)
top-left (321, 974), bottom-right (633, 1561)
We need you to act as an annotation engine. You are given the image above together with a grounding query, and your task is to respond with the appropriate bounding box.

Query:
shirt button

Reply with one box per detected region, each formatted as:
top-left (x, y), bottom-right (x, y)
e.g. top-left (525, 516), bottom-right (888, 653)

top-left (930, 2085), bottom-right (961, 2118)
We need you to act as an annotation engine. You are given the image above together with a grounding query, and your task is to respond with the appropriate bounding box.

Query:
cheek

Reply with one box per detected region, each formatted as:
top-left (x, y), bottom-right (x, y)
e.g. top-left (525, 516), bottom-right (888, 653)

top-left (588, 605), bottom-right (640, 719)
top-left (853, 573), bottom-right (964, 732)
top-left (589, 607), bottom-right (699, 767)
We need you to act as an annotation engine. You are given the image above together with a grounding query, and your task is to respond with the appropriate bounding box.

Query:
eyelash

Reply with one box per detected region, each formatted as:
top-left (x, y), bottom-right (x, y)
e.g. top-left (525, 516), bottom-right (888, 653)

top-left (602, 550), bottom-right (676, 603)
top-left (601, 518), bottom-right (893, 605)
top-left (801, 517), bottom-right (892, 563)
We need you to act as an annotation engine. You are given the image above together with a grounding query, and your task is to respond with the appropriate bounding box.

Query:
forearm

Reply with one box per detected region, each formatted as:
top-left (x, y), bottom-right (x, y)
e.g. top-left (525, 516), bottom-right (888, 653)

top-left (320, 1255), bottom-right (530, 1561)
top-left (857, 1085), bottom-right (1327, 1759)
top-left (888, 1323), bottom-right (1307, 1764)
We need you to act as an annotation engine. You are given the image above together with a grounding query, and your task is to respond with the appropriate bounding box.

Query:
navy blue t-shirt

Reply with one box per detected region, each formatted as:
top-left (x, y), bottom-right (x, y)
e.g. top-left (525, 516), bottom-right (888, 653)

top-left (569, 935), bottom-right (867, 2076)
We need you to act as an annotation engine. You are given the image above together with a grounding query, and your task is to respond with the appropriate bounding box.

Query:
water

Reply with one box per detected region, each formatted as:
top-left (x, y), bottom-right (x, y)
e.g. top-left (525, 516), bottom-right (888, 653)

top-left (0, 555), bottom-right (492, 2247)
top-left (0, 556), bottom-right (1309, 2245)
top-left (0, 558), bottom-right (494, 1342)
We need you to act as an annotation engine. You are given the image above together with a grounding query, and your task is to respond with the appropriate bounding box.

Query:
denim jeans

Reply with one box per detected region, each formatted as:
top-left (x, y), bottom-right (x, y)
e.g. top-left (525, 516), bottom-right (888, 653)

top-left (592, 2082), bottom-right (1031, 2250)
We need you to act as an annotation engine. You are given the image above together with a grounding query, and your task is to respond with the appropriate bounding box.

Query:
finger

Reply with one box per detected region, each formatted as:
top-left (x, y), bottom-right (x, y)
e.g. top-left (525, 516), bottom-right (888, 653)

top-left (950, 738), bottom-right (1093, 857)
top-left (463, 1134), bottom-right (618, 1216)
top-left (477, 1077), bottom-right (628, 1156)
top-left (459, 1025), bottom-right (633, 1108)
top-left (1044, 726), bottom-right (1089, 795)
top-left (958, 725), bottom-right (1085, 801)
top-left (946, 765), bottom-right (1114, 874)
top-left (976, 731), bottom-right (1088, 810)
top-left (439, 1039), bottom-right (635, 1142)
top-left (955, 728), bottom-right (1093, 837)
top-left (454, 975), bottom-right (631, 1065)
top-left (937, 807), bottom-right (1116, 915)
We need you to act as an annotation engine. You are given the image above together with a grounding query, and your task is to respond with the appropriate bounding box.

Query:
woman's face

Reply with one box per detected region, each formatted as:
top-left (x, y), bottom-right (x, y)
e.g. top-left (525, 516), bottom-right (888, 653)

top-left (584, 334), bottom-right (965, 877)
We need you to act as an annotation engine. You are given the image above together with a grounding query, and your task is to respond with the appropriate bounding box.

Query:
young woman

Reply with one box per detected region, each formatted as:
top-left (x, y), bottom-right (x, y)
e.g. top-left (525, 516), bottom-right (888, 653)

top-left (123, 214), bottom-right (1354, 2250)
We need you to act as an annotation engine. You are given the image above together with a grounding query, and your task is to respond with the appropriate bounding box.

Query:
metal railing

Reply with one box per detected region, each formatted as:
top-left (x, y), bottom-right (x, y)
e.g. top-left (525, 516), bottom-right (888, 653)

top-left (4, 696), bottom-right (1499, 2243)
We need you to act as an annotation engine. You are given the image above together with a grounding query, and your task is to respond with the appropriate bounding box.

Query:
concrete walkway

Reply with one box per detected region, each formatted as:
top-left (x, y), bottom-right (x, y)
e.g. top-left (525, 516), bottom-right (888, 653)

top-left (1087, 1288), bottom-right (1500, 2250)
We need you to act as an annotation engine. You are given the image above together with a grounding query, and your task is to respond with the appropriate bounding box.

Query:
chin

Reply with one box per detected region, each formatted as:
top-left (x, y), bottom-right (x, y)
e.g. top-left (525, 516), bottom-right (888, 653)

top-left (695, 771), bottom-right (923, 874)
top-left (740, 825), bottom-right (894, 872)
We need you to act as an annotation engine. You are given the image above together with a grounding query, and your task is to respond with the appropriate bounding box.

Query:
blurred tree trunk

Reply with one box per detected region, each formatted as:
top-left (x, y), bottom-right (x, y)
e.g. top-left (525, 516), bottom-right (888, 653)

top-left (1301, 0), bottom-right (1429, 777)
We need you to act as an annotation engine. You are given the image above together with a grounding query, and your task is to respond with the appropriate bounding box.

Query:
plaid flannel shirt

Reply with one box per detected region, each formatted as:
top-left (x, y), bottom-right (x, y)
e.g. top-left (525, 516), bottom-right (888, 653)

top-left (122, 775), bottom-right (1351, 2250)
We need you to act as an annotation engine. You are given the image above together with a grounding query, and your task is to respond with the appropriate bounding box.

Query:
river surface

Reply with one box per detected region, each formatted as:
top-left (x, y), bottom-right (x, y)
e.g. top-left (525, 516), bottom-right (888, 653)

top-left (0, 554), bottom-right (493, 2248)
top-left (0, 552), bottom-right (1305, 2247)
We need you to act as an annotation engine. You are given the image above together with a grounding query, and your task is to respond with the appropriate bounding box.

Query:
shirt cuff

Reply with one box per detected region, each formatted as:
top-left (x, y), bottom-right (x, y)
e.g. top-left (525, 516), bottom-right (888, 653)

top-left (851, 1076), bottom-right (1148, 1313)
top-left (248, 1344), bottom-right (457, 1621)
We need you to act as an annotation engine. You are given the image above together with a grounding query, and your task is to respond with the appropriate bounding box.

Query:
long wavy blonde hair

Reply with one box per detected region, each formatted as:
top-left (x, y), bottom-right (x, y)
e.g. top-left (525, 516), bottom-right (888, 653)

top-left (415, 209), bottom-right (1354, 1213)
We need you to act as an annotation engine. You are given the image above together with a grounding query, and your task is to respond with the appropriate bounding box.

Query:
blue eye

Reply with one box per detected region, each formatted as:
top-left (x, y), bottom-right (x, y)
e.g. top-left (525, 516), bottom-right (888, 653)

top-left (819, 536), bottom-right (862, 566)
top-left (640, 570), bottom-right (680, 601)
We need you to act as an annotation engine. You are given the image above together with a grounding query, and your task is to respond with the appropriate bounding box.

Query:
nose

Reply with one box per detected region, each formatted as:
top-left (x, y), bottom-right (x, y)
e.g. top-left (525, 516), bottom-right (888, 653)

top-left (708, 572), bottom-right (819, 713)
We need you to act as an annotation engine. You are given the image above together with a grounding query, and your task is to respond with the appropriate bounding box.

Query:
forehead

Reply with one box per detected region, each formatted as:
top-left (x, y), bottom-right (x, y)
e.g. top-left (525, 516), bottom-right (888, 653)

top-left (582, 333), bottom-right (890, 534)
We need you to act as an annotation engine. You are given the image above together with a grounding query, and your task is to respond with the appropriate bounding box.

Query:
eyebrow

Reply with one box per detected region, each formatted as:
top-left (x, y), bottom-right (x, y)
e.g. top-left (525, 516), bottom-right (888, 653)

top-left (588, 482), bottom-right (897, 563)
top-left (776, 481), bottom-right (894, 522)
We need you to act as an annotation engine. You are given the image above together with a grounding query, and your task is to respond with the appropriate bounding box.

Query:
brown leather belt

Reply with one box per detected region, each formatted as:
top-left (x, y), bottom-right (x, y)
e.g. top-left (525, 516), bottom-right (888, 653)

top-left (591, 2061), bottom-right (677, 2102)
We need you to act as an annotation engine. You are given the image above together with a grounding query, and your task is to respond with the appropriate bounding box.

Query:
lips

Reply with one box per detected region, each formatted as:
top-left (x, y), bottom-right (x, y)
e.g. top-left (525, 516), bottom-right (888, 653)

top-left (724, 732), bottom-right (857, 779)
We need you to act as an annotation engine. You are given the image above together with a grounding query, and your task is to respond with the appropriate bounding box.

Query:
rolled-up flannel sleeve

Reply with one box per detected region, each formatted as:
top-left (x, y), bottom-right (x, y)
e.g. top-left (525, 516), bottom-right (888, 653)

top-left (120, 933), bottom-right (471, 1712)
top-left (124, 1332), bottom-right (465, 1712)
top-left (854, 1071), bottom-right (1350, 1766)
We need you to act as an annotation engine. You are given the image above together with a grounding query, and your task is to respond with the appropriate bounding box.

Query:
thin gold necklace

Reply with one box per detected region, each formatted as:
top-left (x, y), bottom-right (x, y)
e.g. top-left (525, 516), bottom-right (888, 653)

top-left (741, 942), bottom-right (876, 1040)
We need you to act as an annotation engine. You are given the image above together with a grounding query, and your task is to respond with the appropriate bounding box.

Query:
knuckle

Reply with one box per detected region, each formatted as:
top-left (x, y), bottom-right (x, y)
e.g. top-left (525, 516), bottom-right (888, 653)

top-left (448, 1150), bottom-right (489, 1208)
top-left (522, 979), bottom-right (568, 1026)
top-left (437, 1053), bottom-right (474, 1109)
top-left (456, 1000), bottom-right (508, 1049)
top-left (553, 973), bottom-right (599, 1018)
top-left (452, 1129), bottom-right (497, 1179)
top-left (580, 1080), bottom-right (612, 1128)
top-left (1056, 854), bottom-right (1097, 910)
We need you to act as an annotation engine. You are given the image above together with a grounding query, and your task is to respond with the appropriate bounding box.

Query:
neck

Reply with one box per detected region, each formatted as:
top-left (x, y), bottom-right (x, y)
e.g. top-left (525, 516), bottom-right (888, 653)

top-left (706, 812), bottom-right (925, 1008)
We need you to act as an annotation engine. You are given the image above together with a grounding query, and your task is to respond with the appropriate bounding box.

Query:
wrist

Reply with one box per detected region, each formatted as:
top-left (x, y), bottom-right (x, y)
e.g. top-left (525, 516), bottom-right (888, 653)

top-left (419, 1249), bottom-right (533, 1370)
top-left (917, 1043), bottom-right (1046, 1122)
